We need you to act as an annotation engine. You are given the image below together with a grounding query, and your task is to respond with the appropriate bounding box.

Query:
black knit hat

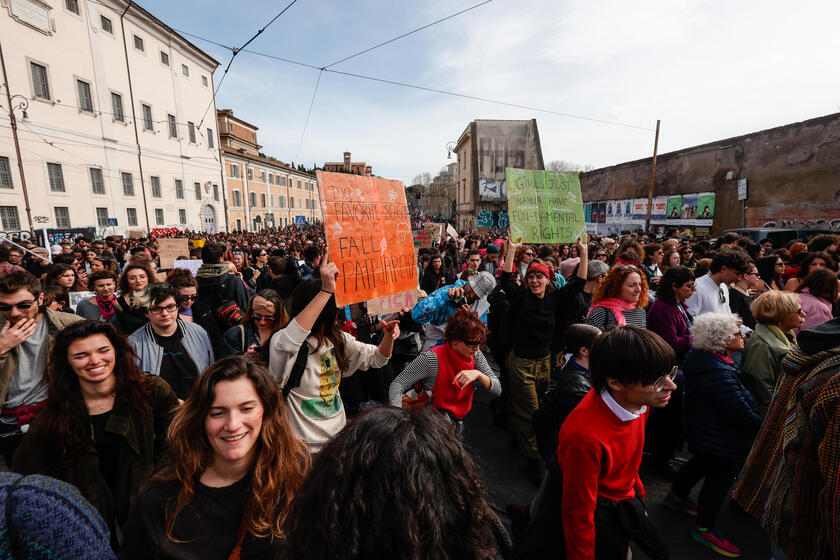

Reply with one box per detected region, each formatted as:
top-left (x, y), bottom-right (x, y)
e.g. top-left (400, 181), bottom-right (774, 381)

top-left (0, 473), bottom-right (115, 559)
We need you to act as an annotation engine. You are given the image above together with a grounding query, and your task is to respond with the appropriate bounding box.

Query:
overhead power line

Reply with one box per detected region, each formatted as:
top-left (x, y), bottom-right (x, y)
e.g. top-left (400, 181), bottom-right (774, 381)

top-left (295, 69), bottom-right (324, 161)
top-left (324, 0), bottom-right (494, 68)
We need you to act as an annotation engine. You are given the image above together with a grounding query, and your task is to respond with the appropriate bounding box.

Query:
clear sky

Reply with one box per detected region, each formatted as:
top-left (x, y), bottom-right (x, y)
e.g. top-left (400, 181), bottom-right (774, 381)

top-left (140, 0), bottom-right (840, 183)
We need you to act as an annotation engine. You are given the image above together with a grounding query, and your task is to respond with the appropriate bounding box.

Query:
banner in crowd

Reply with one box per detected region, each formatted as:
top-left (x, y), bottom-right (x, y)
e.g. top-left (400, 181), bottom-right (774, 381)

top-left (317, 171), bottom-right (417, 306)
top-left (505, 168), bottom-right (586, 244)
top-left (366, 288), bottom-right (424, 316)
top-left (158, 238), bottom-right (190, 269)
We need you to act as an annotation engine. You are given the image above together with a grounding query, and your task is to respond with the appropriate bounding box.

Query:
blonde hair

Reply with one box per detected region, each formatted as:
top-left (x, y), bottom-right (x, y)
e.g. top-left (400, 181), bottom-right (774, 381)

top-left (750, 291), bottom-right (800, 324)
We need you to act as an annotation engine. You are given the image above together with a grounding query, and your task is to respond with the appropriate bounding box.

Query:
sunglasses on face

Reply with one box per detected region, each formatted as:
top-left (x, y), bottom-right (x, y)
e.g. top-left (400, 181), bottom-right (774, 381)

top-left (595, 253), bottom-right (607, 258)
top-left (0, 301), bottom-right (37, 311)
top-left (524, 252), bottom-right (534, 257)
top-left (653, 366), bottom-right (679, 392)
top-left (179, 294), bottom-right (198, 302)
top-left (462, 339), bottom-right (481, 348)
top-left (253, 314), bottom-right (275, 322)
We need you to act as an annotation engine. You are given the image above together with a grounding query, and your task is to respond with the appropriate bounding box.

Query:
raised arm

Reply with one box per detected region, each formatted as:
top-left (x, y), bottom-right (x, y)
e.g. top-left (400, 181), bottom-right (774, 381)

top-left (295, 249), bottom-right (338, 332)
top-left (576, 237), bottom-right (588, 281)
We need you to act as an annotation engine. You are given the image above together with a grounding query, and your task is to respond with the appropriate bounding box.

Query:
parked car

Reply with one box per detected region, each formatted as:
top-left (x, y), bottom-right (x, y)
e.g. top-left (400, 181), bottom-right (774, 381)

top-left (720, 228), bottom-right (837, 247)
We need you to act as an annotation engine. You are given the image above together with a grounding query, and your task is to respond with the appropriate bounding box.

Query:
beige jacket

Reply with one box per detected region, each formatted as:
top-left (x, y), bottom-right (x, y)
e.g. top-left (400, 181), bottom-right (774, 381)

top-left (0, 308), bottom-right (82, 405)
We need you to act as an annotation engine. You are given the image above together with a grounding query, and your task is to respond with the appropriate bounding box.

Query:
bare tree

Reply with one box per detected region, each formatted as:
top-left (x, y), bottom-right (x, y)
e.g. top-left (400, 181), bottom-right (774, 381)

top-left (412, 172), bottom-right (432, 187)
top-left (546, 160), bottom-right (595, 172)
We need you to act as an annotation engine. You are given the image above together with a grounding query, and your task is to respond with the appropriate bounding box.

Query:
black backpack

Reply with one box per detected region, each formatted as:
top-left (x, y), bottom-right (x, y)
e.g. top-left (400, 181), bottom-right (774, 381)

top-left (282, 342), bottom-right (310, 399)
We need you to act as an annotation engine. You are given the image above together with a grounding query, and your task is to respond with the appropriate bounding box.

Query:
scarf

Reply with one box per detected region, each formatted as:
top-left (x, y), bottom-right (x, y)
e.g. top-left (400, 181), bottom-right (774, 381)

top-left (431, 343), bottom-right (476, 420)
top-left (95, 295), bottom-right (117, 320)
top-left (766, 324), bottom-right (796, 348)
top-left (587, 297), bottom-right (638, 327)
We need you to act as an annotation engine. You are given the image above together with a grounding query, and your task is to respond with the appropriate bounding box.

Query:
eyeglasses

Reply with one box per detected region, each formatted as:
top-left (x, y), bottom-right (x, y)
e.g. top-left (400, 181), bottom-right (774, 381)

top-left (795, 308), bottom-right (806, 317)
top-left (653, 366), bottom-right (679, 392)
top-left (462, 339), bottom-right (482, 348)
top-left (0, 301), bottom-right (36, 311)
top-left (253, 314), bottom-right (275, 322)
top-left (149, 303), bottom-right (178, 315)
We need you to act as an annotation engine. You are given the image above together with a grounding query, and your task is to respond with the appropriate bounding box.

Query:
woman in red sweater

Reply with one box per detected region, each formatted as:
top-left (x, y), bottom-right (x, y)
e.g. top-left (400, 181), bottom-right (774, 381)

top-left (557, 326), bottom-right (675, 560)
top-left (388, 308), bottom-right (500, 434)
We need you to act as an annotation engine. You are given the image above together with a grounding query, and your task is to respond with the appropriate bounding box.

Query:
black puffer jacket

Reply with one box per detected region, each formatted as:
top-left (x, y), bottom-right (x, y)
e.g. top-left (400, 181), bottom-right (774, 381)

top-left (683, 348), bottom-right (761, 458)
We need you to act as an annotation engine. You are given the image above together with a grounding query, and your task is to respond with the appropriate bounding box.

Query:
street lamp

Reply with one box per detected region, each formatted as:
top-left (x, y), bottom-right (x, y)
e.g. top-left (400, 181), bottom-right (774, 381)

top-left (446, 141), bottom-right (457, 159)
top-left (0, 61), bottom-right (34, 233)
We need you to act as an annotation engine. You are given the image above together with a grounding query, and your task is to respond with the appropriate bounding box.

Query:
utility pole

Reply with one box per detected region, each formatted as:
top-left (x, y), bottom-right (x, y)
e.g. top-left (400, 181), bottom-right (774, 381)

top-left (0, 40), bottom-right (34, 233)
top-left (644, 119), bottom-right (661, 234)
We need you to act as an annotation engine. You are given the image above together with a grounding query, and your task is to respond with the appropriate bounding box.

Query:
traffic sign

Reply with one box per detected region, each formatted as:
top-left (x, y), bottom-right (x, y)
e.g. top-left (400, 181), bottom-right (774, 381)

top-left (295, 216), bottom-right (306, 225)
top-left (737, 179), bottom-right (747, 201)
top-left (107, 218), bottom-right (118, 226)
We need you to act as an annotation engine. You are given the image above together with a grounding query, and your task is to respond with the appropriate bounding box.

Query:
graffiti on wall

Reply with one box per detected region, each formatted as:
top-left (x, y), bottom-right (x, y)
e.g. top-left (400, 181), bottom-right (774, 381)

top-left (476, 210), bottom-right (509, 230)
top-left (761, 219), bottom-right (840, 231)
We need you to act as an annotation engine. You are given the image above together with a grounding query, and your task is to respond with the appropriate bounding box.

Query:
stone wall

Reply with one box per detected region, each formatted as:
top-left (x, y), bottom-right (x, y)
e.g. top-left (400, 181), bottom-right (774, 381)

top-left (580, 113), bottom-right (840, 234)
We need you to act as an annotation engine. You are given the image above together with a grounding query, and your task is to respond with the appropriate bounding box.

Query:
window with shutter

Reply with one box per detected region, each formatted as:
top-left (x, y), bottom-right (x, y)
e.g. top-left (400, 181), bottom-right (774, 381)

top-left (168, 114), bottom-right (177, 138)
top-left (30, 62), bottom-right (50, 100)
top-left (126, 208), bottom-right (137, 226)
top-left (150, 176), bottom-right (161, 198)
top-left (175, 179), bottom-right (184, 199)
top-left (0, 206), bottom-right (20, 229)
top-left (77, 80), bottom-right (93, 112)
top-left (112, 93), bottom-right (124, 122)
top-left (47, 163), bottom-right (65, 192)
top-left (96, 208), bottom-right (109, 226)
top-left (122, 172), bottom-right (134, 196)
top-left (89, 167), bottom-right (105, 194)
top-left (142, 104), bottom-right (153, 130)
top-left (55, 207), bottom-right (71, 228)
top-left (0, 157), bottom-right (13, 189)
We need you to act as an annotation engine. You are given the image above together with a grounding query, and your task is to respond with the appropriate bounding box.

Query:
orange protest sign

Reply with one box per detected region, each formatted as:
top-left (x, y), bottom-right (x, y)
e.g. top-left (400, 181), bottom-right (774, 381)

top-left (317, 171), bottom-right (417, 306)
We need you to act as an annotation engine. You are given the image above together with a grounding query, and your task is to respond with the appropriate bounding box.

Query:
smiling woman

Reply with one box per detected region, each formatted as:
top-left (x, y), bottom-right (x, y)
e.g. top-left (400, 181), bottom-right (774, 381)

top-left (11, 320), bottom-right (179, 546)
top-left (120, 356), bottom-right (309, 560)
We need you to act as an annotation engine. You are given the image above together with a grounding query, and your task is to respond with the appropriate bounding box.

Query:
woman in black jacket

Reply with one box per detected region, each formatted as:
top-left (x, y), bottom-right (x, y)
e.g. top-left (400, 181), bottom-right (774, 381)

top-left (167, 269), bottom-right (224, 358)
top-left (221, 289), bottom-right (289, 359)
top-left (664, 312), bottom-right (761, 557)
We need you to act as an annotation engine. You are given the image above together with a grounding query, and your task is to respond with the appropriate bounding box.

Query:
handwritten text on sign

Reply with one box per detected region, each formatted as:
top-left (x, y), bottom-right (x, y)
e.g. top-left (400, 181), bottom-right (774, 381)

top-left (505, 168), bottom-right (586, 244)
top-left (318, 171), bottom-right (418, 306)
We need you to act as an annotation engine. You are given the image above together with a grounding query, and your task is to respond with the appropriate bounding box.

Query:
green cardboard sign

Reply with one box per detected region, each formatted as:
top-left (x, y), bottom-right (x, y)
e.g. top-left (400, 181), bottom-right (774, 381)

top-left (505, 168), bottom-right (586, 243)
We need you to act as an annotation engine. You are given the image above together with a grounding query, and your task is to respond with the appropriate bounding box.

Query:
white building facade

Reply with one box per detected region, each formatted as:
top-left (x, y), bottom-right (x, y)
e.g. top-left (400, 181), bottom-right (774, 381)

top-left (0, 0), bottom-right (225, 236)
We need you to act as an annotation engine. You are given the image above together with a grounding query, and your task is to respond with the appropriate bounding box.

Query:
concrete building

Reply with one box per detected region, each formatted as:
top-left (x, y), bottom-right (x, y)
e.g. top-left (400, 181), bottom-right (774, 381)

top-left (453, 119), bottom-right (544, 230)
top-left (323, 151), bottom-right (372, 176)
top-left (217, 109), bottom-right (320, 231)
top-left (421, 162), bottom-right (456, 220)
top-left (0, 0), bottom-right (225, 235)
top-left (579, 112), bottom-right (840, 234)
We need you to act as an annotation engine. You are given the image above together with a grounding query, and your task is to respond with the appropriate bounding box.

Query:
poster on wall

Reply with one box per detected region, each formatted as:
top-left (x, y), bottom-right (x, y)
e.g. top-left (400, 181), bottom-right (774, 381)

top-left (681, 194), bottom-right (698, 226)
top-left (479, 178), bottom-right (505, 199)
top-left (505, 168), bottom-right (586, 243)
top-left (665, 196), bottom-right (682, 225)
top-left (650, 196), bottom-right (668, 225)
top-left (317, 171), bottom-right (417, 306)
top-left (696, 192), bottom-right (716, 227)
top-left (584, 203), bottom-right (592, 223)
top-left (632, 198), bottom-right (648, 226)
top-left (597, 202), bottom-right (607, 223)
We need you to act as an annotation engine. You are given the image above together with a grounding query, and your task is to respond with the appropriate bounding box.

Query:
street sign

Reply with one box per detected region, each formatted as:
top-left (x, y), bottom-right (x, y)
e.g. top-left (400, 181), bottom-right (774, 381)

top-left (737, 179), bottom-right (747, 201)
top-left (107, 218), bottom-right (118, 226)
top-left (295, 216), bottom-right (306, 225)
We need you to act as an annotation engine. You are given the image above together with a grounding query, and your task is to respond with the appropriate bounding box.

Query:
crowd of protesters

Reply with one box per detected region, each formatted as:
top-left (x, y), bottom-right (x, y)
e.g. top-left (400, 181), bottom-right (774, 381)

top-left (0, 224), bottom-right (838, 559)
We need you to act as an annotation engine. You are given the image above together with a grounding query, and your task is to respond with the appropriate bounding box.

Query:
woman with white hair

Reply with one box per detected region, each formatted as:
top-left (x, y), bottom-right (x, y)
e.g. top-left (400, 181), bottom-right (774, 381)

top-left (663, 312), bottom-right (761, 558)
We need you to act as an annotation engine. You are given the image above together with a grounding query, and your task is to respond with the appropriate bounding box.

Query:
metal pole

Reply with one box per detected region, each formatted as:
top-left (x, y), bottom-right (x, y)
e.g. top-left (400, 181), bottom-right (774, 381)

top-left (0, 40), bottom-right (34, 233)
top-left (644, 119), bottom-right (661, 234)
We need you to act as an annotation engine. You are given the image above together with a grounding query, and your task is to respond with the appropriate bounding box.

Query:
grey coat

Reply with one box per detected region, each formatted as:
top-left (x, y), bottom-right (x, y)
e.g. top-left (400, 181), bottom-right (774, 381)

top-left (128, 319), bottom-right (214, 377)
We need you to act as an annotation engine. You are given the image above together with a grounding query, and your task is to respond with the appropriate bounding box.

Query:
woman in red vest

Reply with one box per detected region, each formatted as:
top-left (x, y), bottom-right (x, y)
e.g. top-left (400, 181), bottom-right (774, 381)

top-left (388, 308), bottom-right (500, 434)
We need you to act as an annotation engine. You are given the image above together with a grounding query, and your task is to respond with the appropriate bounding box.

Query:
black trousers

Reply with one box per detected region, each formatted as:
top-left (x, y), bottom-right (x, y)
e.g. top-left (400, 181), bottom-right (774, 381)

top-left (671, 450), bottom-right (739, 528)
top-left (594, 496), bottom-right (670, 560)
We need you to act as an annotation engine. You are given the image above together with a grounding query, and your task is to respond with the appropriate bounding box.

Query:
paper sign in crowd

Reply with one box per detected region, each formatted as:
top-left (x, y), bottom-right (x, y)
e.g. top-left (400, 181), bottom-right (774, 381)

top-left (317, 171), bottom-right (418, 306)
top-left (505, 168), bottom-right (586, 244)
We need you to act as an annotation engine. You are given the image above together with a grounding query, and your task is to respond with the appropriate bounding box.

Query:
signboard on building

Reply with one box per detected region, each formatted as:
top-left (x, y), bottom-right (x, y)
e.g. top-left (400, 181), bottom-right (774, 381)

top-left (737, 179), bottom-right (748, 201)
top-left (317, 171), bottom-right (417, 306)
top-left (505, 168), bottom-right (586, 244)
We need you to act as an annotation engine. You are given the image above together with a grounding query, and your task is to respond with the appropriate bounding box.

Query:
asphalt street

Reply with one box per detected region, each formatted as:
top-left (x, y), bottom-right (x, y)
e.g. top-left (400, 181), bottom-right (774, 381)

top-left (463, 388), bottom-right (772, 560)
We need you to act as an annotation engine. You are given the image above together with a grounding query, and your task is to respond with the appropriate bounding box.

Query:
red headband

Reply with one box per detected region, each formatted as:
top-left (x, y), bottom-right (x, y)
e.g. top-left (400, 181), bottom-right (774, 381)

top-left (526, 262), bottom-right (551, 279)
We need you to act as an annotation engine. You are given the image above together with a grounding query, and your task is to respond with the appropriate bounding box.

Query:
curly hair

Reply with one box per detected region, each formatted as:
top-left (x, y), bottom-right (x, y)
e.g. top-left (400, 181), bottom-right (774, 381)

top-left (795, 251), bottom-right (837, 280)
top-left (0, 270), bottom-right (41, 297)
top-left (280, 406), bottom-right (498, 560)
top-left (158, 356), bottom-right (309, 541)
top-left (750, 291), bottom-right (800, 324)
top-left (443, 308), bottom-right (487, 346)
top-left (118, 263), bottom-right (154, 294)
top-left (591, 265), bottom-right (649, 308)
top-left (87, 270), bottom-right (118, 291)
top-left (43, 321), bottom-right (152, 466)
top-left (165, 268), bottom-right (197, 289)
top-left (690, 312), bottom-right (741, 354)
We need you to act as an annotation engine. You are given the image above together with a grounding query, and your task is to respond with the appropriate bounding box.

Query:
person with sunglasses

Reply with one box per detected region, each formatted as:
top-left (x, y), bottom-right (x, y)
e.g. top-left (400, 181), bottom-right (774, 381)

top-left (679, 245), bottom-right (697, 271)
top-left (244, 247), bottom-right (271, 291)
top-left (128, 284), bottom-right (214, 401)
top-left (685, 250), bottom-right (752, 319)
top-left (388, 308), bottom-right (499, 435)
top-left (221, 289), bottom-right (289, 359)
top-left (664, 312), bottom-right (761, 558)
top-left (166, 268), bottom-right (224, 359)
top-left (0, 272), bottom-right (82, 466)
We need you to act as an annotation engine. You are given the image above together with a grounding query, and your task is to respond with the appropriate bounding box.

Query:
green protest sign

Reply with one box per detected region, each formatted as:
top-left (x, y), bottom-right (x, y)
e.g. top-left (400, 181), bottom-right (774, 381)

top-left (505, 168), bottom-right (586, 243)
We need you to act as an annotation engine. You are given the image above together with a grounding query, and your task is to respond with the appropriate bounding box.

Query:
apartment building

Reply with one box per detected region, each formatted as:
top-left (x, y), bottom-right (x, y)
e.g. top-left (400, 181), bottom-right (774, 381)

top-left (0, 0), bottom-right (224, 235)
top-left (218, 109), bottom-right (321, 231)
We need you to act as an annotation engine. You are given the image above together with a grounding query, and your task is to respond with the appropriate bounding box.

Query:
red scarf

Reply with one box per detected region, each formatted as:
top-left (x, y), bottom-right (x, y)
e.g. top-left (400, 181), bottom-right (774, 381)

top-left (587, 297), bottom-right (638, 327)
top-left (95, 295), bottom-right (117, 320)
top-left (431, 343), bottom-right (475, 420)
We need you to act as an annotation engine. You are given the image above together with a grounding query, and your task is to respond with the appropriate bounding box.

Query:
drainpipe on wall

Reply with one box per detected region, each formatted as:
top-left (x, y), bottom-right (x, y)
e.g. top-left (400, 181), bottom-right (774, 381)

top-left (119, 1), bottom-right (151, 231)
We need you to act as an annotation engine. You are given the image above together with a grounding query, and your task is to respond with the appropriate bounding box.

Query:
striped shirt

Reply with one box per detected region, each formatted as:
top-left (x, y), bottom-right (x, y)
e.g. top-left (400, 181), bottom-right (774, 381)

top-left (585, 306), bottom-right (647, 331)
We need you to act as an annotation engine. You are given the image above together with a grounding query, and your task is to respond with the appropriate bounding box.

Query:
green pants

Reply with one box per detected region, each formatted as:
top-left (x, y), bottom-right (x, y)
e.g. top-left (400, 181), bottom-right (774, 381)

top-left (507, 351), bottom-right (551, 460)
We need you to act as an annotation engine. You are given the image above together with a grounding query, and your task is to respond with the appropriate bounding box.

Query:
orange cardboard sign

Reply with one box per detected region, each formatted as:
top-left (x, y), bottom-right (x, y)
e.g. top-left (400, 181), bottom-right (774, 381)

top-left (317, 171), bottom-right (417, 306)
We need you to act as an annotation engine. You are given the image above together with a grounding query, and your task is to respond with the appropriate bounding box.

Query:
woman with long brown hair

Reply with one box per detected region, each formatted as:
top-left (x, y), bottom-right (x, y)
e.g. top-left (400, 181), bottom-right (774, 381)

top-left (116, 262), bottom-right (155, 334)
top-left (12, 320), bottom-right (178, 542)
top-left (120, 356), bottom-right (309, 559)
top-left (586, 265), bottom-right (649, 330)
top-left (221, 289), bottom-right (290, 358)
